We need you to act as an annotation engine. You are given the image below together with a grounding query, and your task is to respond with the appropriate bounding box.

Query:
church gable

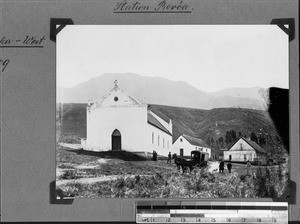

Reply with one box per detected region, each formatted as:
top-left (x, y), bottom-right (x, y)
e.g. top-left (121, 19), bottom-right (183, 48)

top-left (92, 82), bottom-right (146, 109)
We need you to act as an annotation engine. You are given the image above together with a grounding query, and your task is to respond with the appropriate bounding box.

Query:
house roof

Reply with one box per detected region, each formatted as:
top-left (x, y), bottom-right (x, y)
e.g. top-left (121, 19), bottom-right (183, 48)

top-left (181, 134), bottom-right (210, 148)
top-left (147, 110), bottom-right (172, 136)
top-left (242, 137), bottom-right (265, 154)
top-left (228, 137), bottom-right (265, 154)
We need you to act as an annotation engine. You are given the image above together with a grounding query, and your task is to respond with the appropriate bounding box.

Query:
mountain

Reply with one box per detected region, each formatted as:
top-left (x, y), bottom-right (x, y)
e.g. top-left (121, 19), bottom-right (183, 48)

top-left (57, 73), bottom-right (267, 110)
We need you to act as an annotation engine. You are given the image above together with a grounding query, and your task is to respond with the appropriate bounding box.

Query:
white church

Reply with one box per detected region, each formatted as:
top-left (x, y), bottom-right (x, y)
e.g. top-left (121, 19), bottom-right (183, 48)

top-left (82, 81), bottom-right (173, 156)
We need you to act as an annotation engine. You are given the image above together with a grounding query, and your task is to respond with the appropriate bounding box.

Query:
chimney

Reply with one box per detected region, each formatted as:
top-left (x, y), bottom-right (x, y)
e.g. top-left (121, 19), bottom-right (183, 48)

top-left (169, 119), bottom-right (173, 134)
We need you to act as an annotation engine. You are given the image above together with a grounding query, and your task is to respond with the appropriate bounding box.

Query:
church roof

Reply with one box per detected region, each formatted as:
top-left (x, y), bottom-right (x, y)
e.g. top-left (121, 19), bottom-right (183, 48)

top-left (147, 111), bottom-right (172, 136)
top-left (181, 134), bottom-right (210, 148)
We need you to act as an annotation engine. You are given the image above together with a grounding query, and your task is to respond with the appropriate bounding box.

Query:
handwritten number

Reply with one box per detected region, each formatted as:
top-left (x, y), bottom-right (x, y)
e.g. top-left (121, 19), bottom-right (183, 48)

top-left (241, 218), bottom-right (246, 222)
top-left (0, 59), bottom-right (10, 72)
top-left (226, 218), bottom-right (231, 222)
top-left (211, 218), bottom-right (216, 222)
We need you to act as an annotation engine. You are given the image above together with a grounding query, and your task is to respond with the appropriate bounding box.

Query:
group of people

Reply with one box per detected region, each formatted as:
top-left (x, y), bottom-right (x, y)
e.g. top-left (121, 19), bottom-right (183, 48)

top-left (219, 160), bottom-right (232, 173)
top-left (152, 151), bottom-right (173, 163)
top-left (219, 160), bottom-right (252, 175)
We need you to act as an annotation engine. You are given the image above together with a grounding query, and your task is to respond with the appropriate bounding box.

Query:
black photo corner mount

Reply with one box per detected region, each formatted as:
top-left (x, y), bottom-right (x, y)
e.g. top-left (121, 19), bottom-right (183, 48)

top-left (50, 181), bottom-right (74, 204)
top-left (270, 18), bottom-right (295, 42)
top-left (50, 18), bottom-right (74, 42)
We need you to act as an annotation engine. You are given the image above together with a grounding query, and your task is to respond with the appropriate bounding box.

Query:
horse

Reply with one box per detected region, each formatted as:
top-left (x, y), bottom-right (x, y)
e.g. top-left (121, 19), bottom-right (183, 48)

top-left (172, 153), bottom-right (195, 174)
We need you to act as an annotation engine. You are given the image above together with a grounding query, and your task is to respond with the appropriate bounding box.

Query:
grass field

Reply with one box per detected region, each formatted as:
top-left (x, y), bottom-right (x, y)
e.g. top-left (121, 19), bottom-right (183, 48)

top-left (56, 144), bottom-right (289, 199)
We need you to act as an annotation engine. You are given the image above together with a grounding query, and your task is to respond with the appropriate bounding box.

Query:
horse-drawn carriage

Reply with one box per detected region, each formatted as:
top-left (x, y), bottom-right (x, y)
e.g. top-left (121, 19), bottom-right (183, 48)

top-left (173, 150), bottom-right (208, 173)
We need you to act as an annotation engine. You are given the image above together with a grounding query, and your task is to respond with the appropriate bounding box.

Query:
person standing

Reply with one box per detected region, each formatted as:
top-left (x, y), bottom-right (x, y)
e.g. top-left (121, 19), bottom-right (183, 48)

top-left (153, 150), bottom-right (157, 161)
top-left (219, 160), bottom-right (224, 173)
top-left (246, 160), bottom-right (252, 176)
top-left (227, 162), bottom-right (232, 173)
top-left (167, 152), bottom-right (172, 163)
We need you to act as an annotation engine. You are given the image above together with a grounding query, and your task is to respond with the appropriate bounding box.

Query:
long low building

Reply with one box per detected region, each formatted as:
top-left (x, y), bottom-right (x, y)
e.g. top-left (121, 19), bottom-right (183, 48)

top-left (172, 134), bottom-right (211, 158)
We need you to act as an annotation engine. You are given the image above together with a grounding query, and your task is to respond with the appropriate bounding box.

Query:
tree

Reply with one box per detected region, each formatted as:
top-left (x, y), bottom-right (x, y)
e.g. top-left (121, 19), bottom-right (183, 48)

top-left (218, 137), bottom-right (224, 148)
top-left (258, 135), bottom-right (266, 146)
top-left (230, 130), bottom-right (237, 142)
top-left (238, 131), bottom-right (243, 138)
top-left (250, 132), bottom-right (258, 143)
top-left (225, 131), bottom-right (232, 145)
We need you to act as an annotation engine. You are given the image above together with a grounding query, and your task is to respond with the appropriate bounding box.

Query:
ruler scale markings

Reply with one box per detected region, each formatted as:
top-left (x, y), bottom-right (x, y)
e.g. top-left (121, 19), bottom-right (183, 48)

top-left (136, 201), bottom-right (288, 223)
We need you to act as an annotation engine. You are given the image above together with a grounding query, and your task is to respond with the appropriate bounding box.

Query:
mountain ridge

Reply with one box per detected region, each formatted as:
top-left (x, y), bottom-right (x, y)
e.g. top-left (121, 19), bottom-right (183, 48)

top-left (57, 73), bottom-right (268, 110)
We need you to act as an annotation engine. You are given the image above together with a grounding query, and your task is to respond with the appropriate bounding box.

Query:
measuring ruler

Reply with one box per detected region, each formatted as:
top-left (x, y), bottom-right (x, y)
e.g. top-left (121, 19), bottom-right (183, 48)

top-left (136, 201), bottom-right (288, 223)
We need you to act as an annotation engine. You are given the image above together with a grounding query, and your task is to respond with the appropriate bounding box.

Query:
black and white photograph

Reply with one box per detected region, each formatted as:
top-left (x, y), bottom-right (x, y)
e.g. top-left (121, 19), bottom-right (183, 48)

top-left (56, 25), bottom-right (290, 199)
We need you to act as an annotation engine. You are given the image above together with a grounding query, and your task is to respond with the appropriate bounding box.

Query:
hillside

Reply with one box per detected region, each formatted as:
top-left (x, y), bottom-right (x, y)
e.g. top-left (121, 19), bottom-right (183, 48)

top-left (57, 73), bottom-right (267, 110)
top-left (57, 103), bottom-right (278, 147)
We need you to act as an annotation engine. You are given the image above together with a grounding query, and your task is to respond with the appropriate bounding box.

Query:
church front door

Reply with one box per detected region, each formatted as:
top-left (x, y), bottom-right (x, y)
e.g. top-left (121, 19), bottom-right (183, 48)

top-left (111, 129), bottom-right (121, 151)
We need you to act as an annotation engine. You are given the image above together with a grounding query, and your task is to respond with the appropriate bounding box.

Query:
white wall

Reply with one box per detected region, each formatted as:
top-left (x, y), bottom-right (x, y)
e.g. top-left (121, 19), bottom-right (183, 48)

top-left (172, 135), bottom-right (211, 158)
top-left (223, 138), bottom-right (257, 161)
top-left (86, 105), bottom-right (148, 151)
top-left (224, 150), bottom-right (257, 161)
top-left (147, 123), bottom-right (172, 157)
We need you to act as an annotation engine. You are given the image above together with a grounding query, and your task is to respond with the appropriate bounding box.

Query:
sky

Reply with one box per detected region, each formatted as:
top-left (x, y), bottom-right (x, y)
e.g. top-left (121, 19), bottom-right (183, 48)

top-left (57, 25), bottom-right (288, 92)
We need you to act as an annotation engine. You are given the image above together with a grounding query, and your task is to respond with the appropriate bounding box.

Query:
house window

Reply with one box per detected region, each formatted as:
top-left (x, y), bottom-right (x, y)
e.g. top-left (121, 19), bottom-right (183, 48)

top-left (180, 138), bottom-right (183, 142)
top-left (195, 147), bottom-right (197, 150)
top-left (152, 132), bottom-right (154, 144)
top-left (240, 143), bottom-right (243, 150)
top-left (180, 148), bottom-right (184, 156)
top-left (163, 138), bottom-right (165, 148)
top-left (158, 135), bottom-right (160, 146)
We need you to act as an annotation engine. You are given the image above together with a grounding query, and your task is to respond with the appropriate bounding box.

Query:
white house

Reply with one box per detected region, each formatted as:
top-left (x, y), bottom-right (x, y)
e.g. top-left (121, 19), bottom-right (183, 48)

top-left (82, 81), bottom-right (173, 157)
top-left (172, 134), bottom-right (211, 158)
top-left (223, 137), bottom-right (265, 162)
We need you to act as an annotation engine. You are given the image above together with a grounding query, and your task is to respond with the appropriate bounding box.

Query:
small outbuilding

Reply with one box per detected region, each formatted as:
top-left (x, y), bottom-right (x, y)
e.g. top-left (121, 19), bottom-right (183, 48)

top-left (172, 134), bottom-right (211, 158)
top-left (223, 137), bottom-right (265, 162)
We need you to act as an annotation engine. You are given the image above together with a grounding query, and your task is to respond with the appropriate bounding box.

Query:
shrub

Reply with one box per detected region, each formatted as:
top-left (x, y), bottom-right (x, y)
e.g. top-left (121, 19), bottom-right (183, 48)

top-left (61, 170), bottom-right (78, 179)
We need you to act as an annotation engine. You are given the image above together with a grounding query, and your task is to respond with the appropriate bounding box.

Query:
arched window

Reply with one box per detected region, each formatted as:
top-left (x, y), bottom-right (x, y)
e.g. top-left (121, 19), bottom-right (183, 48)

top-left (152, 132), bottom-right (154, 144)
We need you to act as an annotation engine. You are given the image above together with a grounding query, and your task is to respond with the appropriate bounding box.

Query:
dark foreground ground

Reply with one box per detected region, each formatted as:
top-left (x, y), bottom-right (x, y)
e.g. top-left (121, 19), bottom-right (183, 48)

top-left (56, 144), bottom-right (290, 199)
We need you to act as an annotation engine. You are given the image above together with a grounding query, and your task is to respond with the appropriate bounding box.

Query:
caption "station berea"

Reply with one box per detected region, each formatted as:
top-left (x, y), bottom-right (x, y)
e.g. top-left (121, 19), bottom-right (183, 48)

top-left (0, 35), bottom-right (46, 46)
